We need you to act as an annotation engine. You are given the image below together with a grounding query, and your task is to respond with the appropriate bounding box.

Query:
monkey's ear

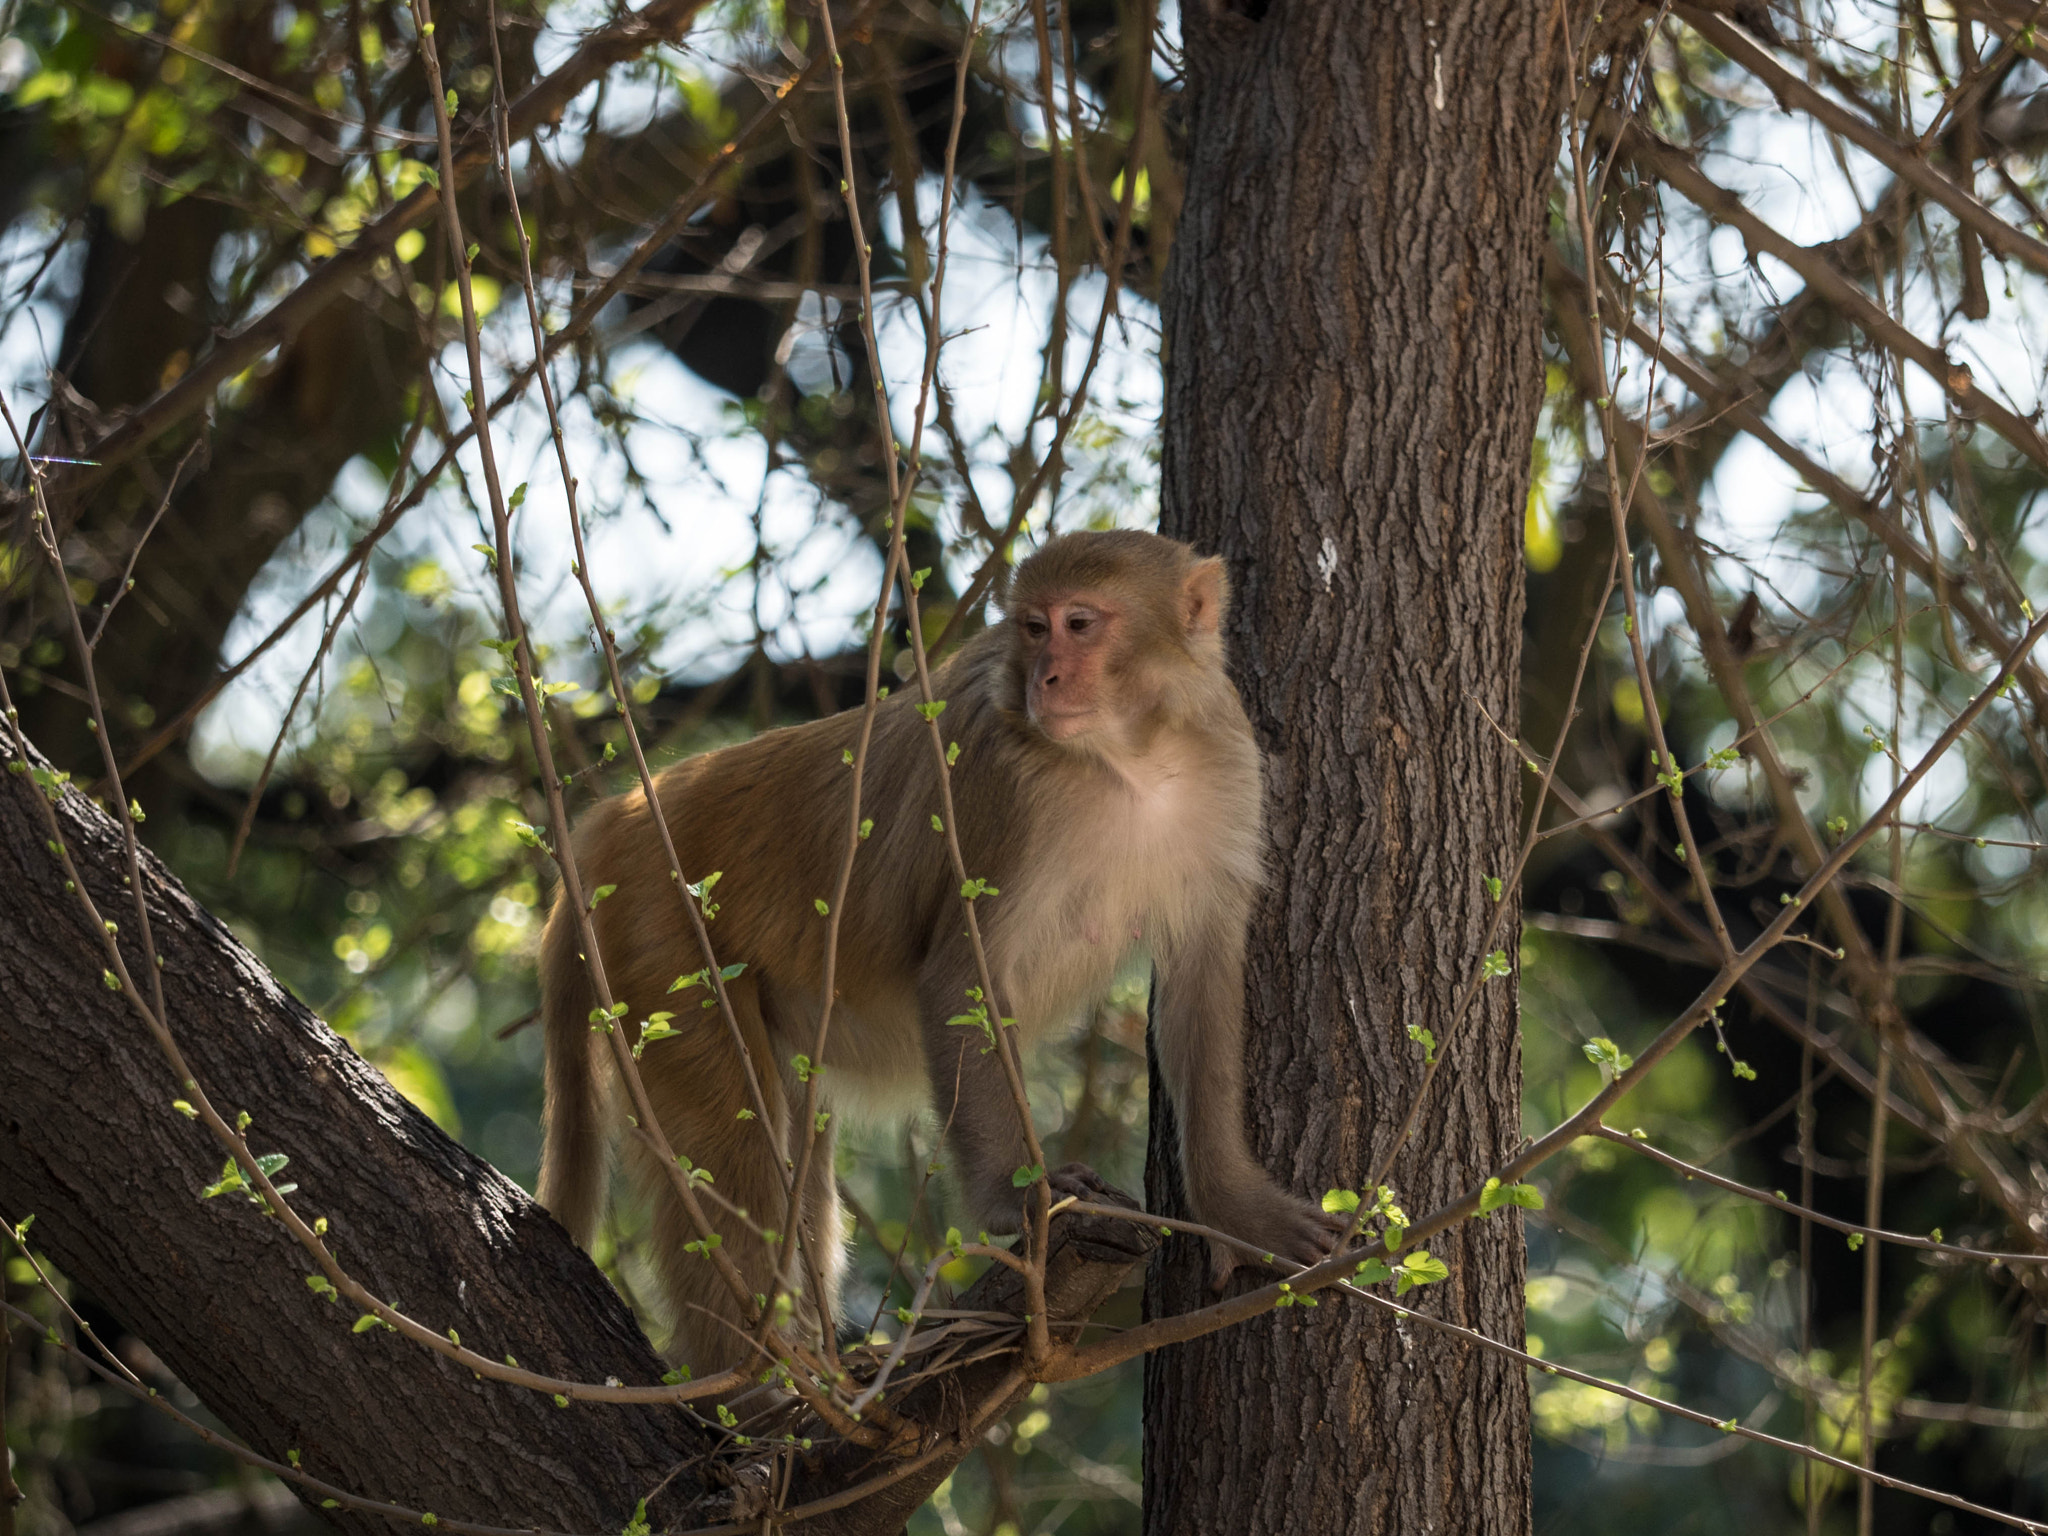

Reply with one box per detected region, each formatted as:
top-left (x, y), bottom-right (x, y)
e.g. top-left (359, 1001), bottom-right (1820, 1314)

top-left (1182, 557), bottom-right (1229, 638)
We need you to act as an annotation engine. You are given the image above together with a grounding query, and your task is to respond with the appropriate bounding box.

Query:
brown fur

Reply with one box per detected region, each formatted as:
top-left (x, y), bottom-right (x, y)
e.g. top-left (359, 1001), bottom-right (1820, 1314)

top-left (537, 530), bottom-right (1338, 1373)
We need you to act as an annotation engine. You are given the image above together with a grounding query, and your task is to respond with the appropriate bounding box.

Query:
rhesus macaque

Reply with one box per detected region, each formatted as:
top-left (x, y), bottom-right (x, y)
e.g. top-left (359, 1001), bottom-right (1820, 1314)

top-left (538, 530), bottom-right (1340, 1373)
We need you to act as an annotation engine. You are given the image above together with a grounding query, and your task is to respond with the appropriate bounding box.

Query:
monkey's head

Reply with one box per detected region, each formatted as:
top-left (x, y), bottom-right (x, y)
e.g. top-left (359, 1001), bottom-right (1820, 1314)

top-left (1003, 531), bottom-right (1230, 747)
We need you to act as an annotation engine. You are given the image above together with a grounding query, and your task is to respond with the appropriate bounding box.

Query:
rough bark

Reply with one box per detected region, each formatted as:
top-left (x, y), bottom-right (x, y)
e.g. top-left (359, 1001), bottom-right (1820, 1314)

top-left (1145, 6), bottom-right (1562, 1535)
top-left (0, 730), bottom-right (1154, 1535)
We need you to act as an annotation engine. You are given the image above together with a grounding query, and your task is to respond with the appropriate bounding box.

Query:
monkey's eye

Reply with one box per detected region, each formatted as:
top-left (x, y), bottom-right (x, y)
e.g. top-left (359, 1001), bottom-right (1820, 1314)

top-left (1066, 612), bottom-right (1094, 634)
top-left (1022, 617), bottom-right (1049, 640)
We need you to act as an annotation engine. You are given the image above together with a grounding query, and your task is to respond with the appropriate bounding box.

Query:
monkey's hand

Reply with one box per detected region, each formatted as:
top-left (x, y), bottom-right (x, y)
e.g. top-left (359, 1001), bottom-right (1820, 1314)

top-left (1201, 1184), bottom-right (1349, 1291)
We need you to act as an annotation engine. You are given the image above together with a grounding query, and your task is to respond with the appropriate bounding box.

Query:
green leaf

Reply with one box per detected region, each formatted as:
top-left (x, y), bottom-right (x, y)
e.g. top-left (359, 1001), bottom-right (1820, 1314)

top-left (1353, 1257), bottom-right (1394, 1286)
top-left (916, 699), bottom-right (948, 722)
top-left (200, 1159), bottom-right (246, 1199)
top-left (171, 1099), bottom-right (198, 1119)
top-left (1483, 874), bottom-right (1502, 901)
top-left (586, 883), bottom-right (617, 908)
top-left (1406, 1023), bottom-right (1437, 1065)
top-left (352, 1313), bottom-right (382, 1333)
top-left (1011, 1163), bottom-right (1044, 1188)
top-left (1321, 1188), bottom-right (1361, 1215)
top-left (1393, 1251), bottom-right (1449, 1295)
top-left (1272, 1281), bottom-right (1318, 1308)
top-left (814, 898), bottom-right (830, 916)
top-left (1480, 949), bottom-right (1511, 980)
top-left (1581, 1037), bottom-right (1634, 1076)
top-left (305, 1274), bottom-right (338, 1300)
top-left (1478, 1178), bottom-right (1543, 1216)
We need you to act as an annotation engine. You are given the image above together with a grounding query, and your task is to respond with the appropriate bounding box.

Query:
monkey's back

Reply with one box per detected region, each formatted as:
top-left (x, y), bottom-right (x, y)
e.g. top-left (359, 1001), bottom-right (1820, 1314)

top-left (568, 637), bottom-right (1028, 1039)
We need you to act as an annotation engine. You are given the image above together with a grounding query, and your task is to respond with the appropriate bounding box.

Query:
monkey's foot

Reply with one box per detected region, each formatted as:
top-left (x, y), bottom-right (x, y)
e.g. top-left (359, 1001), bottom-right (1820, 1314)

top-left (1203, 1190), bottom-right (1349, 1291)
top-left (1044, 1161), bottom-right (1128, 1207)
top-left (975, 1161), bottom-right (1130, 1237)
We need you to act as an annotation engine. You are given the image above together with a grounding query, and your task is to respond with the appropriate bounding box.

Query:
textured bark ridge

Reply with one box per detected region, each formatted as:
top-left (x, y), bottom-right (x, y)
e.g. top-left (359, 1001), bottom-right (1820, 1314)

top-left (1146, 7), bottom-right (1562, 1535)
top-left (0, 734), bottom-right (712, 1535)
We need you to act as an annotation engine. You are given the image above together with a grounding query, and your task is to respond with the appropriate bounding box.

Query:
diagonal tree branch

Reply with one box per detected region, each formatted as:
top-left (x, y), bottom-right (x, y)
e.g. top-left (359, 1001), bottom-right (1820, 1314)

top-left (0, 724), bottom-right (1155, 1535)
top-left (56, 0), bottom-right (715, 495)
top-left (1680, 7), bottom-right (2048, 279)
top-left (1611, 116), bottom-right (2048, 474)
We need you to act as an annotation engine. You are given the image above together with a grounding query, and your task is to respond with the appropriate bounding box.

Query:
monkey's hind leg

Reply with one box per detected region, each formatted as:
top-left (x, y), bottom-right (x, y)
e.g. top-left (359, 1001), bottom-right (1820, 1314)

top-left (537, 900), bottom-right (608, 1246)
top-left (632, 981), bottom-right (841, 1378)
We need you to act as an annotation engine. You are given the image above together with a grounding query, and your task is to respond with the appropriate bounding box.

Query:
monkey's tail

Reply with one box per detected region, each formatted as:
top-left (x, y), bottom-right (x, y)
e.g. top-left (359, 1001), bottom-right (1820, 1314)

top-left (536, 898), bottom-right (607, 1247)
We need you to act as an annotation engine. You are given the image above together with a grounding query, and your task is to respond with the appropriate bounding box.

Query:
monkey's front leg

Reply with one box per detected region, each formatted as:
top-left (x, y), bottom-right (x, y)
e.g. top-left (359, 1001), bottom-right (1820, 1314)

top-left (918, 960), bottom-right (1125, 1236)
top-left (1153, 926), bottom-right (1348, 1287)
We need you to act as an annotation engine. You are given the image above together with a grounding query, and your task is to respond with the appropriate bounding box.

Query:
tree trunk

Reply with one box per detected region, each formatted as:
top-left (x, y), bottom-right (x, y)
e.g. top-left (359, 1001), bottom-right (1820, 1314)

top-left (0, 732), bottom-right (1153, 1536)
top-left (1146, 6), bottom-right (1562, 1534)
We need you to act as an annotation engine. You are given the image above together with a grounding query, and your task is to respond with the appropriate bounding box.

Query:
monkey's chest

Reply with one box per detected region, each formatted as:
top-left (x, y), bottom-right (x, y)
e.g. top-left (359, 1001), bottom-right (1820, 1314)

top-left (994, 810), bottom-right (1224, 1024)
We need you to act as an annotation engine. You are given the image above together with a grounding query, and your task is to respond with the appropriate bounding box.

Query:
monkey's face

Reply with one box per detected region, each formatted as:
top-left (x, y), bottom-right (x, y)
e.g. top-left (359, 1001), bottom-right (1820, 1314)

top-left (1016, 594), bottom-right (1129, 743)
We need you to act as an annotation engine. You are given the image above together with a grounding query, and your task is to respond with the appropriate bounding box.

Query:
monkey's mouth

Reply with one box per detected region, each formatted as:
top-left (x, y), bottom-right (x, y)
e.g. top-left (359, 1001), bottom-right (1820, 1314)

top-left (1031, 707), bottom-right (1097, 741)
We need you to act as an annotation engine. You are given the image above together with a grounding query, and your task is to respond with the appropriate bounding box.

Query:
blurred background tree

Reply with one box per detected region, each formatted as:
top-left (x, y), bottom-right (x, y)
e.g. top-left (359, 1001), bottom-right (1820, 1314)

top-left (10, 0), bottom-right (2048, 1533)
